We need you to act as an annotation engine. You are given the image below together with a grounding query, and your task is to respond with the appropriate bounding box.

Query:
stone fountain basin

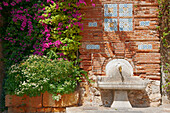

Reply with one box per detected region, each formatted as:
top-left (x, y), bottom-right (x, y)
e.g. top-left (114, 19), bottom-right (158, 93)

top-left (97, 76), bottom-right (148, 90)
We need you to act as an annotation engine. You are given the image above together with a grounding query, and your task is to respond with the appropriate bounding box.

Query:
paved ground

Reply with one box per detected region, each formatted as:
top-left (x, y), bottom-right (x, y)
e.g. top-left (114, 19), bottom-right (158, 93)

top-left (66, 104), bottom-right (170, 113)
top-left (2, 104), bottom-right (170, 113)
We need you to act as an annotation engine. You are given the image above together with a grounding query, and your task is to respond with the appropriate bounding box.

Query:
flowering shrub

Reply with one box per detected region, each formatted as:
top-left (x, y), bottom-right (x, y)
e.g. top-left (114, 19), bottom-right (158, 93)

top-left (0, 0), bottom-right (95, 66)
top-left (5, 55), bottom-right (87, 100)
top-left (0, 0), bottom-right (95, 105)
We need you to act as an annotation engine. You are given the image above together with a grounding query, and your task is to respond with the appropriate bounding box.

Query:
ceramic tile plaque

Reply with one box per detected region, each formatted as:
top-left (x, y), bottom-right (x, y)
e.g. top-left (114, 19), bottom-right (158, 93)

top-left (104, 18), bottom-right (118, 31)
top-left (104, 4), bottom-right (117, 17)
top-left (119, 18), bottom-right (133, 31)
top-left (139, 21), bottom-right (150, 26)
top-left (86, 45), bottom-right (100, 49)
top-left (138, 44), bottom-right (152, 50)
top-left (88, 22), bottom-right (97, 27)
top-left (119, 4), bottom-right (133, 17)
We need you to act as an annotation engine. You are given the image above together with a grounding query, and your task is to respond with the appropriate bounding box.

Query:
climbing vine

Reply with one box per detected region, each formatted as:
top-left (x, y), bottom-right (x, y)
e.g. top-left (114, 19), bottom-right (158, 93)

top-left (157, 0), bottom-right (170, 93)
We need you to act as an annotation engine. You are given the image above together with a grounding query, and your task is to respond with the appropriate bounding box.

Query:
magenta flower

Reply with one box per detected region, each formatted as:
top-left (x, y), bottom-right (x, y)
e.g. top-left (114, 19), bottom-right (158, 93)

top-left (46, 33), bottom-right (50, 37)
top-left (56, 4), bottom-right (59, 9)
top-left (3, 2), bottom-right (8, 6)
top-left (63, 9), bottom-right (67, 11)
top-left (92, 3), bottom-right (95, 7)
top-left (66, 26), bottom-right (69, 29)
top-left (51, 1), bottom-right (54, 4)
top-left (0, 7), bottom-right (2, 10)
top-left (47, 0), bottom-right (50, 3)
top-left (79, 0), bottom-right (86, 5)
top-left (10, 2), bottom-right (16, 6)
top-left (58, 32), bottom-right (62, 35)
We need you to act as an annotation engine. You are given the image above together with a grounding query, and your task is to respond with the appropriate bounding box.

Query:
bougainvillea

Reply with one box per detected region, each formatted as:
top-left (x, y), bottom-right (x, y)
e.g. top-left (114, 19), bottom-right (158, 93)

top-left (0, 0), bottom-right (95, 66)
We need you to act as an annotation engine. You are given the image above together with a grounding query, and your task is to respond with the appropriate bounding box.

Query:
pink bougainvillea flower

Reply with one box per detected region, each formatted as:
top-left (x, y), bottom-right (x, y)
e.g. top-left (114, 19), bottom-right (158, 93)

top-left (58, 32), bottom-right (62, 35)
top-left (3, 2), bottom-right (8, 6)
top-left (63, 9), bottom-right (67, 11)
top-left (56, 4), bottom-right (59, 9)
top-left (79, 0), bottom-right (86, 5)
top-left (56, 28), bottom-right (60, 30)
top-left (68, 3), bottom-right (71, 6)
top-left (46, 34), bottom-right (51, 37)
top-left (26, 0), bottom-right (30, 2)
top-left (47, 0), bottom-right (50, 3)
top-left (92, 3), bottom-right (95, 7)
top-left (51, 1), bottom-right (54, 4)
top-left (0, 7), bottom-right (2, 10)
top-left (66, 26), bottom-right (69, 29)
top-left (10, 2), bottom-right (16, 6)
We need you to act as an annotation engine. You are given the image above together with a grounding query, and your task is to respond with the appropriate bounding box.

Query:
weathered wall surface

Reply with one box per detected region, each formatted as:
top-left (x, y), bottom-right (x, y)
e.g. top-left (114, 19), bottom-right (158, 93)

top-left (79, 0), bottom-right (161, 107)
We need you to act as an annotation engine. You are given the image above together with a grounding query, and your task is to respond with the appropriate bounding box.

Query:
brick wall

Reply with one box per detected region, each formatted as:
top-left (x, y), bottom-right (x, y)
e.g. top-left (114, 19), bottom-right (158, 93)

top-left (79, 0), bottom-right (161, 107)
top-left (80, 0), bottom-right (160, 79)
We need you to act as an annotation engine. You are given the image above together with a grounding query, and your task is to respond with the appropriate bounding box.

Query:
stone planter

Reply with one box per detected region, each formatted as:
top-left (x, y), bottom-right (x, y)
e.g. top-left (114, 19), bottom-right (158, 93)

top-left (5, 91), bottom-right (79, 113)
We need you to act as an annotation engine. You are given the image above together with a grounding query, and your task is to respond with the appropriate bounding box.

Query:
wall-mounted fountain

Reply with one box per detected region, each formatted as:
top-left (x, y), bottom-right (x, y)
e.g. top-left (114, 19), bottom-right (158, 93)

top-left (97, 59), bottom-right (148, 109)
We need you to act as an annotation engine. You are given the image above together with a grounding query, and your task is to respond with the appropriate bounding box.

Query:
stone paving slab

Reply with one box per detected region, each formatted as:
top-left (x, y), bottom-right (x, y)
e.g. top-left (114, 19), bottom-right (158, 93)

top-left (66, 104), bottom-right (170, 113)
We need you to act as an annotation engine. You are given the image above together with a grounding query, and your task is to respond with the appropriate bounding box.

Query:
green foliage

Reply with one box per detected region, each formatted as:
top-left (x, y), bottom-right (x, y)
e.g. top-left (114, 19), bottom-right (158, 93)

top-left (5, 55), bottom-right (87, 100)
top-left (158, 0), bottom-right (170, 92)
top-left (38, 0), bottom-right (84, 60)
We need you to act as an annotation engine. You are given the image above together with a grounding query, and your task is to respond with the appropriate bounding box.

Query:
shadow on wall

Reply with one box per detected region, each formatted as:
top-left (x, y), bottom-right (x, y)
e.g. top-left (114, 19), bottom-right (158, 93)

top-left (128, 90), bottom-right (150, 107)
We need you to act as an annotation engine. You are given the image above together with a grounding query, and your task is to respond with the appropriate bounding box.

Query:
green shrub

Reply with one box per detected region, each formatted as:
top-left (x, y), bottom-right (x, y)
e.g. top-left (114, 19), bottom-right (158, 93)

top-left (5, 55), bottom-right (87, 101)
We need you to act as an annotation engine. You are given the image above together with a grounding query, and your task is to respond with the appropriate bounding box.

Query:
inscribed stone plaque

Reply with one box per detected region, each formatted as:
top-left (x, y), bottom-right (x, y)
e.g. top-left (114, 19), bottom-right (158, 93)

top-left (119, 4), bottom-right (133, 17)
top-left (104, 18), bottom-right (118, 31)
top-left (104, 4), bottom-right (117, 17)
top-left (86, 45), bottom-right (100, 49)
top-left (119, 18), bottom-right (133, 31)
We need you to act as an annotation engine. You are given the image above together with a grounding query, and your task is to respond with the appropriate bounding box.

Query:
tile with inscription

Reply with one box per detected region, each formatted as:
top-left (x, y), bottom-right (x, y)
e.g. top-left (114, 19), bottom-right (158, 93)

top-left (104, 4), bottom-right (117, 17)
top-left (86, 45), bottom-right (100, 49)
top-left (139, 21), bottom-right (150, 26)
top-left (119, 18), bottom-right (133, 31)
top-left (88, 22), bottom-right (97, 27)
top-left (104, 18), bottom-right (118, 31)
top-left (119, 4), bottom-right (133, 17)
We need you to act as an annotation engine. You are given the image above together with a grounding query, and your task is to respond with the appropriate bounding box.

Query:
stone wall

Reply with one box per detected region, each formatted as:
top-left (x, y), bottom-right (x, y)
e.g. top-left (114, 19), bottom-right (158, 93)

top-left (79, 0), bottom-right (161, 107)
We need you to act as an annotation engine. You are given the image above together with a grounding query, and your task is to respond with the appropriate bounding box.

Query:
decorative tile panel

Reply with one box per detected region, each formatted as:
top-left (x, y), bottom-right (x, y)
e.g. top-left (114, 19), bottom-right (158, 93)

top-left (139, 21), bottom-right (150, 26)
top-left (104, 18), bottom-right (117, 31)
top-left (88, 22), bottom-right (97, 27)
top-left (138, 44), bottom-right (152, 50)
top-left (119, 4), bottom-right (133, 17)
top-left (104, 4), bottom-right (117, 17)
top-left (86, 45), bottom-right (100, 49)
top-left (119, 18), bottom-right (133, 31)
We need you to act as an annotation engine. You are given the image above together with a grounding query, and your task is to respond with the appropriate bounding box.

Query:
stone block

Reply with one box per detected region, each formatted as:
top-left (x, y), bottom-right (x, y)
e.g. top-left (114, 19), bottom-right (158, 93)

top-left (26, 95), bottom-right (42, 108)
top-left (6, 94), bottom-right (42, 108)
top-left (51, 108), bottom-right (66, 112)
top-left (25, 107), bottom-right (37, 112)
top-left (5, 95), bottom-right (27, 107)
top-left (8, 107), bottom-right (26, 113)
top-left (43, 91), bottom-right (79, 107)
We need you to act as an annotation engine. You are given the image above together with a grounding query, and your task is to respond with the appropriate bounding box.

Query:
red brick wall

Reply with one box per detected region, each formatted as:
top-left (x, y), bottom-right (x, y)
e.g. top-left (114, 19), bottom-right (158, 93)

top-left (80, 0), bottom-right (160, 80)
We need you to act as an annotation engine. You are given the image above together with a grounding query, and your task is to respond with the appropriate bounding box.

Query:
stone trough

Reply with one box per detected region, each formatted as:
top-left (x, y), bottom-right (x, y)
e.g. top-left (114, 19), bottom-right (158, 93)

top-left (97, 59), bottom-right (148, 109)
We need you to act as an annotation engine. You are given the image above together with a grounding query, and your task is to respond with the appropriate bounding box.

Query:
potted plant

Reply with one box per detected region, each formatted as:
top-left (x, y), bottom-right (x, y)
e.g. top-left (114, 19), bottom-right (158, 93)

top-left (5, 55), bottom-right (87, 112)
